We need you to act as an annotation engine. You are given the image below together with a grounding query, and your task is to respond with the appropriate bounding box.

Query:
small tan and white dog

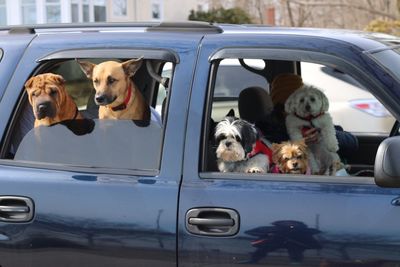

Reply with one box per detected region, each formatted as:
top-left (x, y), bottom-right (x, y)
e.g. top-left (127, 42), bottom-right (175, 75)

top-left (78, 58), bottom-right (150, 121)
top-left (271, 140), bottom-right (310, 174)
top-left (284, 85), bottom-right (341, 175)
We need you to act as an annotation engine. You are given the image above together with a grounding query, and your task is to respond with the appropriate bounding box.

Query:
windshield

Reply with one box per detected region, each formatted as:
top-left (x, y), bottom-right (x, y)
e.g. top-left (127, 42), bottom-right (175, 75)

top-left (214, 60), bottom-right (268, 98)
top-left (369, 49), bottom-right (400, 83)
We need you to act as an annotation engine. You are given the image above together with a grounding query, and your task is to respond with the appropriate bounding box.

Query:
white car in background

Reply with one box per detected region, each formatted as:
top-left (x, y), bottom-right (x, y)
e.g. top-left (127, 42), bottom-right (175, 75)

top-left (301, 62), bottom-right (395, 134)
top-left (159, 60), bottom-right (395, 134)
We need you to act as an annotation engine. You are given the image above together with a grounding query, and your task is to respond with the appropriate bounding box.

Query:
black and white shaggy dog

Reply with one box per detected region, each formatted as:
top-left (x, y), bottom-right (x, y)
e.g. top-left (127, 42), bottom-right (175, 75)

top-left (214, 110), bottom-right (269, 173)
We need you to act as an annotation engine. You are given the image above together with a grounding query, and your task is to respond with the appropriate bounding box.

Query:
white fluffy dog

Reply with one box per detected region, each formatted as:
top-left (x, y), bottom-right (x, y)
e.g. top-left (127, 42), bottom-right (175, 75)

top-left (284, 85), bottom-right (341, 175)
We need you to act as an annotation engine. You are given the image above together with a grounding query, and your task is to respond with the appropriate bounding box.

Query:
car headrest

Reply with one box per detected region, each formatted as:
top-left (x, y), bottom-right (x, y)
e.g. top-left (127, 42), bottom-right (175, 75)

top-left (238, 86), bottom-right (273, 123)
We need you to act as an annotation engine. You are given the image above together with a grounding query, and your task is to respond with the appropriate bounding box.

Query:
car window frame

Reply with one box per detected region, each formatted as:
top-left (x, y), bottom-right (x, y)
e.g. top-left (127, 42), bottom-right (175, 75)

top-left (0, 55), bottom-right (173, 177)
top-left (200, 47), bottom-right (398, 182)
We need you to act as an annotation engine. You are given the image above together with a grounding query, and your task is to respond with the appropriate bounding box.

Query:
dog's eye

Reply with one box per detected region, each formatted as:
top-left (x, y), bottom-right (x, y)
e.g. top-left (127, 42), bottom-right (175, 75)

top-left (310, 97), bottom-right (315, 102)
top-left (216, 134), bottom-right (226, 143)
top-left (93, 79), bottom-right (100, 85)
top-left (50, 88), bottom-right (57, 96)
top-left (107, 76), bottom-right (116, 85)
top-left (31, 90), bottom-right (40, 97)
top-left (235, 135), bottom-right (241, 142)
top-left (300, 98), bottom-right (305, 103)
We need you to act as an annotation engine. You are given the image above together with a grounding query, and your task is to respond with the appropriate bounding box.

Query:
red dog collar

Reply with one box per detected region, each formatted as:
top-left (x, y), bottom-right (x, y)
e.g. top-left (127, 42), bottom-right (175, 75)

top-left (295, 112), bottom-right (324, 121)
top-left (111, 83), bottom-right (132, 112)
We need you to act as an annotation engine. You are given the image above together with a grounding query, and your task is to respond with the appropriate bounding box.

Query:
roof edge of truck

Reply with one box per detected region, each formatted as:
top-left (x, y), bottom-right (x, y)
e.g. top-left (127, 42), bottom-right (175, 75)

top-left (0, 21), bottom-right (224, 35)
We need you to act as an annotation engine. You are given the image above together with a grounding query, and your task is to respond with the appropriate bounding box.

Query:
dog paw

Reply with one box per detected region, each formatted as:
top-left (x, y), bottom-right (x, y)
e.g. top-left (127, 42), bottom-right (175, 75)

top-left (247, 167), bottom-right (263, 174)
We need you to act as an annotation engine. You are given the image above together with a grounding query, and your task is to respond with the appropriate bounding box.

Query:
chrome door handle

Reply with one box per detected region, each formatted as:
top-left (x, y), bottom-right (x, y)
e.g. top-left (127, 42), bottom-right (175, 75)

top-left (186, 208), bottom-right (239, 236)
top-left (0, 196), bottom-right (34, 222)
top-left (188, 217), bottom-right (234, 227)
top-left (0, 205), bottom-right (29, 213)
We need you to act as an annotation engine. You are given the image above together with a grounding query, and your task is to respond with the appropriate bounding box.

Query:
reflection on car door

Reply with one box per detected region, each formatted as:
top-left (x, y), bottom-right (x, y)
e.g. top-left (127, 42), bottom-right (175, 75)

top-left (0, 166), bottom-right (178, 267)
top-left (179, 174), bottom-right (400, 266)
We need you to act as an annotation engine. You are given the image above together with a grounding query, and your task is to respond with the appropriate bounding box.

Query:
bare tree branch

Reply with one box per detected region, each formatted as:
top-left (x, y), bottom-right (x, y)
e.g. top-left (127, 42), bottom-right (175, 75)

top-left (285, 0), bottom-right (295, 26)
top-left (291, 1), bottom-right (397, 20)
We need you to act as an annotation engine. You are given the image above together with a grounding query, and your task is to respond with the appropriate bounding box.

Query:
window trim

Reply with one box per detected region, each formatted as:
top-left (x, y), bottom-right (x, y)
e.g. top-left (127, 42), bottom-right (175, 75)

top-left (38, 48), bottom-right (179, 64)
top-left (199, 171), bottom-right (377, 185)
top-left (201, 48), bottom-right (395, 179)
top-left (0, 55), bottom-right (172, 177)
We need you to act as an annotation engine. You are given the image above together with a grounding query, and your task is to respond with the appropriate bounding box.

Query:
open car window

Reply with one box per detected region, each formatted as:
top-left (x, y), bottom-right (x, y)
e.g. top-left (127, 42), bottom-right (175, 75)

top-left (2, 57), bottom-right (172, 175)
top-left (15, 119), bottom-right (162, 170)
top-left (203, 57), bottom-right (394, 178)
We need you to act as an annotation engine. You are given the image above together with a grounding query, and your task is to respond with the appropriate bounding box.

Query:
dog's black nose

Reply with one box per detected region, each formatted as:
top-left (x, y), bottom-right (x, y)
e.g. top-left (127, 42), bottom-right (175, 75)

top-left (293, 162), bottom-right (298, 167)
top-left (305, 104), bottom-right (311, 111)
top-left (225, 141), bottom-right (232, 147)
top-left (36, 101), bottom-right (54, 119)
top-left (38, 103), bottom-right (49, 113)
top-left (95, 95), bottom-right (105, 104)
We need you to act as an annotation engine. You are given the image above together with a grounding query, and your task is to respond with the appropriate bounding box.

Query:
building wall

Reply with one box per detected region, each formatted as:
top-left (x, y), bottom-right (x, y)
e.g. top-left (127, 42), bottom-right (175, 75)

top-left (107, 0), bottom-right (210, 22)
top-left (3, 0), bottom-right (108, 25)
top-left (1, 0), bottom-right (210, 26)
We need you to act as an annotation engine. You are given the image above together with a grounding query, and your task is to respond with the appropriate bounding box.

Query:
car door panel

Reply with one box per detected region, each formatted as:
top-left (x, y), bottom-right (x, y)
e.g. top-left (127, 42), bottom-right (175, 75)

top-left (179, 176), bottom-right (400, 266)
top-left (0, 166), bottom-right (177, 267)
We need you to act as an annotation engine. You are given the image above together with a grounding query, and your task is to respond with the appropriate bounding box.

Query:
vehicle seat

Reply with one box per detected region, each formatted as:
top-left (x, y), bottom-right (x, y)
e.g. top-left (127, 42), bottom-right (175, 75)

top-left (206, 86), bottom-right (273, 172)
top-left (238, 86), bottom-right (273, 124)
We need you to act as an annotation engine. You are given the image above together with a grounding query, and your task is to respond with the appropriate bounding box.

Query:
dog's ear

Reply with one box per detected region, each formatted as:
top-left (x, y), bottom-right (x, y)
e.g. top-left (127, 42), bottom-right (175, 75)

top-left (295, 139), bottom-right (308, 159)
top-left (271, 143), bottom-right (283, 163)
top-left (319, 90), bottom-right (329, 112)
top-left (284, 93), bottom-right (296, 114)
top-left (50, 74), bottom-right (65, 86)
top-left (122, 57), bottom-right (144, 78)
top-left (76, 59), bottom-right (96, 79)
top-left (24, 76), bottom-right (35, 90)
top-left (226, 109), bottom-right (235, 117)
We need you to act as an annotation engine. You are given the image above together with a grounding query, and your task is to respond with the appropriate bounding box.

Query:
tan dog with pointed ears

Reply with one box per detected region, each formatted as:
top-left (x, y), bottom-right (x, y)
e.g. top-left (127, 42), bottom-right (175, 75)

top-left (25, 73), bottom-right (81, 127)
top-left (77, 57), bottom-right (150, 121)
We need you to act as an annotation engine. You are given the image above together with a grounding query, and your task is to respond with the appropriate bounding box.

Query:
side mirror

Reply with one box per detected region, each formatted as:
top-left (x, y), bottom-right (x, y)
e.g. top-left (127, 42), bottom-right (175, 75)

top-left (375, 136), bottom-right (400, 187)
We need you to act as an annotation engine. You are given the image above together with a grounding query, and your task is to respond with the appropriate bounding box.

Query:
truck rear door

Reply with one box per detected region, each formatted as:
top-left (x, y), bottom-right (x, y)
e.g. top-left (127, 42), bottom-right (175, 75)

top-left (0, 28), bottom-right (199, 267)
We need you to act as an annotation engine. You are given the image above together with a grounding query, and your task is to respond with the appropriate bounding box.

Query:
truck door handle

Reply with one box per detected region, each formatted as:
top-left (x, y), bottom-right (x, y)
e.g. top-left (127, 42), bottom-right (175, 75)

top-left (188, 217), bottom-right (234, 226)
top-left (0, 196), bottom-right (34, 222)
top-left (186, 208), bottom-right (239, 236)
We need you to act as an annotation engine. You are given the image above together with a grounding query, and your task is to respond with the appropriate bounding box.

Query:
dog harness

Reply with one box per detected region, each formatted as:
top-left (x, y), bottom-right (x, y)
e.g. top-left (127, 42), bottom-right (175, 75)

top-left (248, 138), bottom-right (273, 164)
top-left (111, 84), bottom-right (133, 112)
top-left (295, 112), bottom-right (324, 136)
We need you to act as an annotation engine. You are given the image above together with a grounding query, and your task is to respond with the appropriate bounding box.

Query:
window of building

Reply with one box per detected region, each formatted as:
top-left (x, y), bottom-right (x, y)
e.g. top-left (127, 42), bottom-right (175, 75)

top-left (83, 0), bottom-right (90, 22)
top-left (94, 0), bottom-right (106, 22)
top-left (0, 0), bottom-right (6, 25)
top-left (112, 0), bottom-right (127, 16)
top-left (71, 0), bottom-right (79, 22)
top-left (151, 1), bottom-right (162, 20)
top-left (46, 0), bottom-right (61, 23)
top-left (21, 0), bottom-right (37, 24)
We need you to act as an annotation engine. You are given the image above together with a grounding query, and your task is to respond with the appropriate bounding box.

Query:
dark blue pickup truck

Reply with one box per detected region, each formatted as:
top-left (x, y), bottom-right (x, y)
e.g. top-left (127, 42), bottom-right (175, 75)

top-left (1, 22), bottom-right (400, 266)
